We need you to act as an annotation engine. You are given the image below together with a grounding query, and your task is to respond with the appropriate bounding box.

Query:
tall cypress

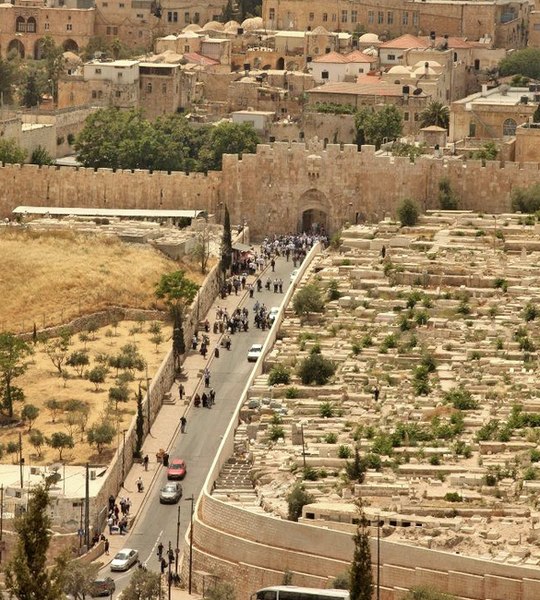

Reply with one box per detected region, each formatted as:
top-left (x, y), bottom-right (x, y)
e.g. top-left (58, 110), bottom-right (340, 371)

top-left (349, 500), bottom-right (373, 600)
top-left (220, 205), bottom-right (232, 278)
top-left (135, 383), bottom-right (144, 458)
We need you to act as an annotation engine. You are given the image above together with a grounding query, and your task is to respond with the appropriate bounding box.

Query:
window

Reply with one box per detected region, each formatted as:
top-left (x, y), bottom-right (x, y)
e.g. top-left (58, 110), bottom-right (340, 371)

top-left (414, 112), bottom-right (419, 121)
top-left (27, 17), bottom-right (36, 32)
top-left (412, 11), bottom-right (418, 25)
top-left (404, 112), bottom-right (409, 121)
top-left (102, 2), bottom-right (108, 5)
top-left (387, 11), bottom-right (393, 24)
top-left (146, 82), bottom-right (152, 93)
top-left (167, 11), bottom-right (177, 22)
top-left (115, 91), bottom-right (121, 97)
top-left (269, 7), bottom-right (275, 20)
top-left (341, 10), bottom-right (347, 22)
top-left (387, 54), bottom-right (396, 60)
top-left (184, 45), bottom-right (190, 52)
top-left (95, 68), bottom-right (102, 74)
top-left (322, 70), bottom-right (329, 79)
top-left (453, 52), bottom-right (458, 62)
top-left (351, 10), bottom-right (357, 22)
top-left (136, 13), bottom-right (143, 17)
top-left (325, 47), bottom-right (330, 53)
top-left (322, 12), bottom-right (327, 21)
top-left (66, 23), bottom-right (72, 30)
top-left (474, 59), bottom-right (480, 70)
top-left (113, 26), bottom-right (118, 34)
top-left (184, 11), bottom-right (189, 23)
top-left (16, 16), bottom-right (25, 32)
top-left (119, 2), bottom-right (124, 6)
top-left (162, 83), bottom-right (167, 93)
top-left (98, 90), bottom-right (103, 98)
top-left (117, 72), bottom-right (123, 79)
top-left (402, 11), bottom-right (408, 25)
top-left (193, 12), bottom-right (199, 22)
top-left (332, 13), bottom-right (336, 21)
top-left (44, 22), bottom-right (49, 30)
top-left (358, 67), bottom-right (364, 73)
top-left (469, 122), bottom-right (476, 137)
top-left (368, 10), bottom-right (374, 24)
top-left (309, 12), bottom-right (314, 21)
top-left (378, 11), bottom-right (384, 24)
top-left (106, 26), bottom-right (111, 34)
top-left (92, 90), bottom-right (97, 98)
top-left (503, 118), bottom-right (517, 136)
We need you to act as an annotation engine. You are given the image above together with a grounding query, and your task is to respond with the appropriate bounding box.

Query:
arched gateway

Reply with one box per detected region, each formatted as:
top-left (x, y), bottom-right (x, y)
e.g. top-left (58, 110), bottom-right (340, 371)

top-left (298, 188), bottom-right (329, 234)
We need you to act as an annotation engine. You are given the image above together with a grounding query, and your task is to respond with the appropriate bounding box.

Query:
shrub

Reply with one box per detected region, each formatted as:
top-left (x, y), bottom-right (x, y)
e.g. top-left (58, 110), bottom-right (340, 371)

top-left (351, 342), bottom-right (362, 355)
top-left (444, 492), bottom-right (463, 502)
top-left (319, 402), bottom-right (334, 418)
top-left (324, 432), bottom-right (338, 444)
top-left (524, 302), bottom-right (538, 322)
top-left (327, 280), bottom-right (341, 301)
top-left (511, 183), bottom-right (540, 213)
top-left (397, 198), bottom-right (419, 227)
top-left (285, 387), bottom-right (299, 399)
top-left (297, 354), bottom-right (336, 385)
top-left (413, 365), bottom-right (431, 396)
top-left (87, 422), bottom-right (115, 454)
top-left (444, 388), bottom-right (478, 410)
top-left (531, 449), bottom-right (540, 463)
top-left (293, 284), bottom-right (325, 316)
top-left (302, 466), bottom-right (319, 480)
top-left (268, 364), bottom-right (291, 386)
top-left (268, 425), bottom-right (285, 441)
top-left (493, 278), bottom-right (508, 292)
top-left (338, 445), bottom-right (353, 458)
top-left (438, 177), bottom-right (458, 210)
top-left (429, 455), bottom-right (441, 465)
top-left (287, 483), bottom-right (315, 521)
top-left (524, 467), bottom-right (538, 481)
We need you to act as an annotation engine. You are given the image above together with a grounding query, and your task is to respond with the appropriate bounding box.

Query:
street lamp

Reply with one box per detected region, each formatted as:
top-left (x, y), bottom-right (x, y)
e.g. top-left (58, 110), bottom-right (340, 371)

top-left (175, 504), bottom-right (181, 576)
top-left (185, 495), bottom-right (195, 594)
top-left (121, 429), bottom-right (127, 485)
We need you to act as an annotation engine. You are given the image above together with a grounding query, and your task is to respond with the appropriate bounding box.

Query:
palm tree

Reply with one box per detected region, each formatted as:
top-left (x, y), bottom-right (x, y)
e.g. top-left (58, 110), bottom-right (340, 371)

top-left (419, 101), bottom-right (450, 129)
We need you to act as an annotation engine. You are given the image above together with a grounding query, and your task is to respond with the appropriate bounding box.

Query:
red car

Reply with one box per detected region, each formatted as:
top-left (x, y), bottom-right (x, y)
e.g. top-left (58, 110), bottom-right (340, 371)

top-left (167, 458), bottom-right (187, 480)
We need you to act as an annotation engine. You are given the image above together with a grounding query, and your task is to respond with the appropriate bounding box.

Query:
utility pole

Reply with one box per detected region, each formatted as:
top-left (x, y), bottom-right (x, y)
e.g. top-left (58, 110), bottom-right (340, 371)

top-left (121, 429), bottom-right (127, 486)
top-left (300, 424), bottom-right (306, 469)
top-left (0, 484), bottom-right (4, 564)
top-left (377, 518), bottom-right (381, 600)
top-left (185, 495), bottom-right (194, 594)
top-left (175, 504), bottom-right (181, 576)
top-left (19, 431), bottom-right (23, 489)
top-left (84, 463), bottom-right (90, 549)
top-left (168, 541), bottom-right (172, 600)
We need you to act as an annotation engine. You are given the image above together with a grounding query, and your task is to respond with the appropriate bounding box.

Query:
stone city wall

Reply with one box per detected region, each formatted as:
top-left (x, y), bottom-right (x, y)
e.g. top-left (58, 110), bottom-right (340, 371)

top-left (1, 144), bottom-right (540, 240)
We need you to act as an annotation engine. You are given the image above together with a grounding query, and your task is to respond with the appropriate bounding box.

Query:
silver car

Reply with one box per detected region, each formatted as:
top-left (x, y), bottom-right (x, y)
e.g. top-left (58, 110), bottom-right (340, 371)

top-left (110, 548), bottom-right (138, 572)
top-left (159, 482), bottom-right (183, 504)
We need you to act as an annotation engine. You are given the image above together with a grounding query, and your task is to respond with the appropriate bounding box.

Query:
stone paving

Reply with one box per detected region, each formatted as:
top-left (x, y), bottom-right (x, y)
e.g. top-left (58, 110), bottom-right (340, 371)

top-left (219, 212), bottom-right (540, 567)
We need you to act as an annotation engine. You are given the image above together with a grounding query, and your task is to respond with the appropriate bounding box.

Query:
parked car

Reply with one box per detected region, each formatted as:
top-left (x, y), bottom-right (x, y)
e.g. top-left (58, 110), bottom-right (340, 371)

top-left (110, 548), bottom-right (138, 572)
top-left (167, 458), bottom-right (187, 480)
top-left (90, 577), bottom-right (115, 597)
top-left (160, 482), bottom-right (183, 504)
top-left (247, 343), bottom-right (263, 362)
top-left (269, 306), bottom-right (280, 323)
top-left (290, 269), bottom-right (299, 282)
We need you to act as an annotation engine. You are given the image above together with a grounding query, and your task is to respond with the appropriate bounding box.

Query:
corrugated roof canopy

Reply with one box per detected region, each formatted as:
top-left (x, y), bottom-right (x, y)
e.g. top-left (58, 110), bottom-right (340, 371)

top-left (13, 206), bottom-right (206, 218)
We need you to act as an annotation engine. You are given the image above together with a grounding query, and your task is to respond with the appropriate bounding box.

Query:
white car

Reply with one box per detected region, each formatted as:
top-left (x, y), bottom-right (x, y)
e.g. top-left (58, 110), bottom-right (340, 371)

top-left (247, 343), bottom-right (263, 362)
top-left (269, 306), bottom-right (280, 323)
top-left (290, 269), bottom-right (299, 282)
top-left (110, 548), bottom-right (139, 572)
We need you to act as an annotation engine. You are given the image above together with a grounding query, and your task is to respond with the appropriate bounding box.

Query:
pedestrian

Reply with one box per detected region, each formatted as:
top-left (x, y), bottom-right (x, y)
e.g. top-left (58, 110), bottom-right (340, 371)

top-left (143, 454), bottom-right (149, 471)
top-left (108, 494), bottom-right (115, 511)
top-left (104, 537), bottom-right (110, 555)
top-left (214, 347), bottom-right (220, 359)
top-left (163, 452), bottom-right (169, 467)
top-left (204, 319), bottom-right (210, 333)
top-left (191, 335), bottom-right (197, 350)
top-left (373, 386), bottom-right (380, 402)
top-left (136, 477), bottom-right (144, 493)
top-left (279, 279), bottom-right (283, 293)
top-left (126, 498), bottom-right (132, 514)
top-left (271, 258), bottom-right (275, 272)
top-left (204, 372), bottom-right (210, 387)
top-left (157, 542), bottom-right (164, 560)
top-left (202, 392), bottom-right (208, 408)
top-left (160, 557), bottom-right (167, 574)
top-left (194, 393), bottom-right (201, 407)
top-left (180, 416), bottom-right (187, 433)
top-left (178, 384), bottom-right (184, 400)
top-left (210, 389), bottom-right (216, 406)
top-left (107, 515), bottom-right (114, 535)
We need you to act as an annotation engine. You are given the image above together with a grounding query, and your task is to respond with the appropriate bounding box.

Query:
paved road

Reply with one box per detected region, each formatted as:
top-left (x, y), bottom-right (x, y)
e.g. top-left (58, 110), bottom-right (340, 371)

top-left (103, 256), bottom-right (295, 595)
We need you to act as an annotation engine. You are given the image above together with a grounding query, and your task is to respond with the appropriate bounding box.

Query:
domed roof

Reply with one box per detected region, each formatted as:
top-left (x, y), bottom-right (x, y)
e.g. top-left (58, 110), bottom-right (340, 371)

top-left (388, 65), bottom-right (411, 74)
top-left (359, 33), bottom-right (379, 43)
top-left (202, 20), bottom-right (224, 30)
top-left (183, 23), bottom-right (202, 32)
top-left (223, 20), bottom-right (240, 32)
top-left (239, 75), bottom-right (255, 82)
top-left (413, 60), bottom-right (442, 69)
top-left (241, 16), bottom-right (263, 31)
top-left (413, 65), bottom-right (438, 76)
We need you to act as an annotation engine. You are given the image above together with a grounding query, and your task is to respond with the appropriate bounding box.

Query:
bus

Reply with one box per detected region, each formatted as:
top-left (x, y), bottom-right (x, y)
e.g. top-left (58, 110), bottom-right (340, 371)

top-left (252, 586), bottom-right (350, 600)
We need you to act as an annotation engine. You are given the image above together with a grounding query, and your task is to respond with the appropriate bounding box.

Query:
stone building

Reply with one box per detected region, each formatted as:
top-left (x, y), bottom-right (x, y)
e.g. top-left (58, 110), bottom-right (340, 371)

top-left (262, 0), bottom-right (530, 49)
top-left (310, 50), bottom-right (377, 83)
top-left (0, 0), bottom-right (95, 59)
top-left (449, 84), bottom-right (539, 142)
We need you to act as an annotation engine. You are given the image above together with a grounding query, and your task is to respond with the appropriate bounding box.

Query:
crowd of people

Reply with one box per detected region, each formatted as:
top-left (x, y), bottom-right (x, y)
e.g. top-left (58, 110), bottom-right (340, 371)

top-left (107, 494), bottom-right (131, 535)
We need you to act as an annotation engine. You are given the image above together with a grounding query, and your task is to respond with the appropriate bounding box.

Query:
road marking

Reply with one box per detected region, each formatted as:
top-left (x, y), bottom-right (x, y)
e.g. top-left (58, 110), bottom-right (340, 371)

top-left (145, 529), bottom-right (163, 564)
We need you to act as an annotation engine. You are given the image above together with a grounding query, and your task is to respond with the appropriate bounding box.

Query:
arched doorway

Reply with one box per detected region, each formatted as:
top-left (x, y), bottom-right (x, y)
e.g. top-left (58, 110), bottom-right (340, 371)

top-left (7, 39), bottom-right (25, 58)
top-left (63, 39), bottom-right (79, 53)
top-left (298, 188), bottom-right (329, 234)
top-left (276, 56), bottom-right (285, 70)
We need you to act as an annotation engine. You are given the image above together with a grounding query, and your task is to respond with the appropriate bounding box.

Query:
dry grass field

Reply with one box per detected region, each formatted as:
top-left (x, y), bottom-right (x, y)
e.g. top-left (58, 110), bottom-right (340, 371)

top-left (0, 228), bottom-right (204, 465)
top-left (0, 228), bottom-right (205, 333)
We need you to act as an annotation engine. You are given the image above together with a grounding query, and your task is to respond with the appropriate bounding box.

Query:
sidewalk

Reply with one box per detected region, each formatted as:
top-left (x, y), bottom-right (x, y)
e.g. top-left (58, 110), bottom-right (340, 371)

top-left (99, 270), bottom-right (262, 566)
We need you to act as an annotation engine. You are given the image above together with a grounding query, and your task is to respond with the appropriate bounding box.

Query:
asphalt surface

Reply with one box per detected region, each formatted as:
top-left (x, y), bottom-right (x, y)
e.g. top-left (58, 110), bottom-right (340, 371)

top-left (103, 256), bottom-right (295, 595)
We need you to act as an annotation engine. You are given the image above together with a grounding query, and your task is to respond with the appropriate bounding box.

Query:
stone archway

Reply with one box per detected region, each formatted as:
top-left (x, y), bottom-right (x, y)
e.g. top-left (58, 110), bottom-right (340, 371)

top-left (298, 188), bottom-right (329, 234)
top-left (63, 39), bottom-right (79, 53)
top-left (7, 39), bottom-right (25, 58)
top-left (276, 56), bottom-right (285, 70)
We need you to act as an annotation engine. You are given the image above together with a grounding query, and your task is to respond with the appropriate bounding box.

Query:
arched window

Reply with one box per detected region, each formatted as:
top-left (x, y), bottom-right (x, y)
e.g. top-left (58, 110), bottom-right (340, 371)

top-left (16, 16), bottom-right (26, 32)
top-left (27, 17), bottom-right (36, 33)
top-left (503, 118), bottom-right (517, 136)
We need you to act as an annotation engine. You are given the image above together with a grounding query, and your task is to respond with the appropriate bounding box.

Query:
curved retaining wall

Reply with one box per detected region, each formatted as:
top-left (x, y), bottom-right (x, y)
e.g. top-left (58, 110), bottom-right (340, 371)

top-left (180, 245), bottom-right (540, 600)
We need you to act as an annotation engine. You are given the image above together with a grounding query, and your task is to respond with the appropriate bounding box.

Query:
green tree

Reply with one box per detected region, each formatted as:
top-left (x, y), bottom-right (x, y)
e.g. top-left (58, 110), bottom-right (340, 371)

top-left (471, 141), bottom-right (498, 163)
top-left (220, 205), bottom-right (233, 278)
top-left (268, 364), bottom-right (291, 385)
top-left (40, 35), bottom-right (66, 103)
top-left (511, 183), bottom-right (540, 213)
top-left (293, 284), bottom-right (324, 316)
top-left (5, 485), bottom-right (67, 600)
top-left (155, 270), bottom-right (199, 317)
top-left (122, 568), bottom-right (161, 600)
top-left (205, 581), bottom-right (237, 600)
top-left (29, 429), bottom-right (45, 458)
top-left (355, 105), bottom-right (402, 149)
top-left (88, 365), bottom-right (108, 391)
top-left (297, 353), bottom-right (336, 385)
top-left (0, 138), bottom-right (27, 164)
top-left (438, 177), bottom-right (458, 210)
top-left (63, 561), bottom-right (100, 600)
top-left (109, 383), bottom-right (130, 410)
top-left (45, 398), bottom-right (62, 423)
top-left (499, 48), bottom-right (540, 79)
top-left (66, 350), bottom-right (90, 377)
top-left (87, 421), bottom-right (115, 454)
top-left (349, 501), bottom-right (372, 600)
top-left (21, 72), bottom-right (42, 108)
top-left (397, 198), bottom-right (419, 226)
top-left (533, 104), bottom-right (540, 124)
top-left (402, 587), bottom-right (457, 600)
top-left (221, 0), bottom-right (234, 20)
top-left (21, 404), bottom-right (40, 431)
top-left (45, 331), bottom-right (72, 376)
top-left (199, 121), bottom-right (259, 171)
top-left (419, 101), bottom-right (449, 129)
top-left (0, 333), bottom-right (32, 418)
top-left (286, 483), bottom-right (315, 521)
top-left (0, 56), bottom-right (19, 104)
top-left (47, 432), bottom-right (74, 460)
top-left (172, 308), bottom-right (185, 374)
top-left (30, 145), bottom-right (54, 166)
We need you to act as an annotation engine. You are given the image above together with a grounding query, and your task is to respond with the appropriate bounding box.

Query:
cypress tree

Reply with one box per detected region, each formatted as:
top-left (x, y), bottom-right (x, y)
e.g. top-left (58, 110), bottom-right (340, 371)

top-left (220, 205), bottom-right (232, 278)
top-left (135, 383), bottom-right (144, 458)
top-left (172, 305), bottom-right (185, 374)
top-left (349, 500), bottom-right (373, 600)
